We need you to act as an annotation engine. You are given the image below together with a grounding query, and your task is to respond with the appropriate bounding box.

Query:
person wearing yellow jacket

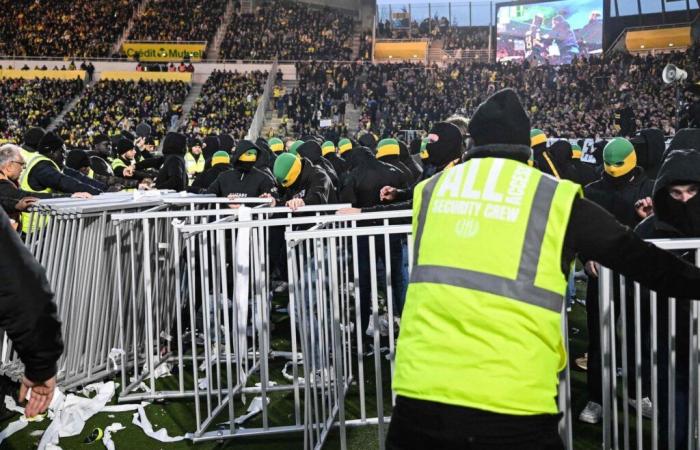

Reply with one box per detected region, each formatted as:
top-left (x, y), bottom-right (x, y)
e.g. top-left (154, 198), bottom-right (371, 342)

top-left (387, 89), bottom-right (700, 449)
top-left (184, 138), bottom-right (205, 184)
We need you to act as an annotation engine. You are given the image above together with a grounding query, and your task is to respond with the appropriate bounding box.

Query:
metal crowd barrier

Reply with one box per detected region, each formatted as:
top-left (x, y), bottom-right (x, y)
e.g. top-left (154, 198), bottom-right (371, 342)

top-left (598, 238), bottom-right (700, 450)
top-left (7, 193), bottom-right (190, 388)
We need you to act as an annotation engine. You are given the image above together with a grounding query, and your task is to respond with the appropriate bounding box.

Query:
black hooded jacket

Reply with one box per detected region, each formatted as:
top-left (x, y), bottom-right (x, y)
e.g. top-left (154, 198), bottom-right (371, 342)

top-left (662, 128), bottom-right (700, 161)
top-left (188, 163), bottom-right (231, 193)
top-left (324, 152), bottom-right (348, 181)
top-left (632, 128), bottom-right (666, 179)
top-left (207, 141), bottom-right (277, 198)
top-left (340, 148), bottom-right (406, 208)
top-left (155, 148), bottom-right (187, 191)
top-left (399, 140), bottom-right (423, 183)
top-left (584, 166), bottom-right (654, 228)
top-left (297, 142), bottom-right (339, 189)
top-left (280, 157), bottom-right (337, 205)
top-left (377, 154), bottom-right (414, 188)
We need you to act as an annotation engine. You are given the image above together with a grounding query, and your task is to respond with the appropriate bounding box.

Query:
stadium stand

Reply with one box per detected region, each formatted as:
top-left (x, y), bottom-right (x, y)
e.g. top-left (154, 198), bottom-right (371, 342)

top-left (0, 0), bottom-right (138, 57)
top-left (219, 0), bottom-right (355, 60)
top-left (443, 27), bottom-right (490, 50)
top-left (0, 77), bottom-right (83, 143)
top-left (179, 69), bottom-right (267, 140)
top-left (126, 0), bottom-right (227, 45)
top-left (56, 79), bottom-right (189, 148)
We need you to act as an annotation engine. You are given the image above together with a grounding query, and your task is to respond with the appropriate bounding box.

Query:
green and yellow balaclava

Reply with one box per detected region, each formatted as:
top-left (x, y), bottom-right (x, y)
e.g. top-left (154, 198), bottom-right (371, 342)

top-left (321, 141), bottom-right (336, 157)
top-left (419, 138), bottom-right (429, 160)
top-left (571, 143), bottom-right (583, 160)
top-left (338, 138), bottom-right (353, 156)
top-left (603, 137), bottom-right (637, 178)
top-left (376, 138), bottom-right (400, 159)
top-left (530, 128), bottom-right (547, 148)
top-left (268, 137), bottom-right (285, 154)
top-left (288, 140), bottom-right (304, 156)
top-left (274, 153), bottom-right (302, 188)
top-left (212, 151), bottom-right (230, 166)
top-left (239, 148), bottom-right (258, 162)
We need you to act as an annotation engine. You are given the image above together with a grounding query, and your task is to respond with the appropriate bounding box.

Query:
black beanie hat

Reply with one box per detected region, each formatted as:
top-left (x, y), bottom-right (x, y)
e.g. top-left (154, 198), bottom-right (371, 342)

top-left (121, 130), bottom-right (136, 142)
top-left (65, 149), bottom-right (91, 170)
top-left (93, 134), bottom-right (110, 145)
top-left (135, 122), bottom-right (151, 138)
top-left (426, 122), bottom-right (463, 167)
top-left (116, 138), bottom-right (134, 156)
top-left (203, 136), bottom-right (220, 160)
top-left (188, 137), bottom-right (202, 149)
top-left (468, 88), bottom-right (530, 147)
top-left (37, 131), bottom-right (64, 155)
top-left (218, 134), bottom-right (235, 153)
top-left (162, 132), bottom-right (187, 156)
top-left (23, 126), bottom-right (45, 152)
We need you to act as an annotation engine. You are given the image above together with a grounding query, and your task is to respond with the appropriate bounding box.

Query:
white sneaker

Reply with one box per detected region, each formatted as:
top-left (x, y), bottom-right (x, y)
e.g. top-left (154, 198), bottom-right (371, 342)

top-left (629, 397), bottom-right (652, 419)
top-left (578, 401), bottom-right (602, 424)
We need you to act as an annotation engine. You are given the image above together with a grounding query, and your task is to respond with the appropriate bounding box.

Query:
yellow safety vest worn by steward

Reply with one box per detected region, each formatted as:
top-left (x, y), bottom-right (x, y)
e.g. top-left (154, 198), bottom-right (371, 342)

top-left (393, 157), bottom-right (581, 416)
top-left (19, 153), bottom-right (60, 234)
top-left (185, 153), bottom-right (205, 184)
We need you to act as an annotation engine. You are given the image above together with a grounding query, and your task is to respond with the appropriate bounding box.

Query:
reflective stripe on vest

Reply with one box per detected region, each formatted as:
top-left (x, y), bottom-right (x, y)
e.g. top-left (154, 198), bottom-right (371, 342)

top-left (411, 169), bottom-right (562, 313)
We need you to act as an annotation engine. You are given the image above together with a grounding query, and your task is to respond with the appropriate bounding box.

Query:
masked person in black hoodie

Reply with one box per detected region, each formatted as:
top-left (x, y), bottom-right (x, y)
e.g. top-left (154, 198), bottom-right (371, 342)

top-left (294, 140), bottom-right (339, 191)
top-left (256, 138), bottom-right (277, 173)
top-left (340, 146), bottom-right (409, 337)
top-left (344, 122), bottom-right (463, 214)
top-left (202, 135), bottom-right (220, 161)
top-left (207, 140), bottom-right (277, 199)
top-left (273, 152), bottom-right (336, 210)
top-left (155, 132), bottom-right (188, 191)
top-left (579, 137), bottom-right (655, 424)
top-left (635, 149), bottom-right (700, 448)
top-left (375, 138), bottom-right (413, 187)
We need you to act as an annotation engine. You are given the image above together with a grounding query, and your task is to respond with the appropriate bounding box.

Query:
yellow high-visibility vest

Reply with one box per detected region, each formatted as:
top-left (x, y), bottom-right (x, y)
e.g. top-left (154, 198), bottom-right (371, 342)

top-left (394, 157), bottom-right (581, 415)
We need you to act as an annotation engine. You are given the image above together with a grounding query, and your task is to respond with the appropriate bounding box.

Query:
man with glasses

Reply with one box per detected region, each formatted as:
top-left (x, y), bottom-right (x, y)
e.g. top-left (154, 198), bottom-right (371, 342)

top-left (0, 144), bottom-right (86, 233)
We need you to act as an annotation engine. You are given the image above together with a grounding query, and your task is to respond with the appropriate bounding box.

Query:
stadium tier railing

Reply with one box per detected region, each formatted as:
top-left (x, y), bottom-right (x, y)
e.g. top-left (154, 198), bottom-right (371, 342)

top-left (245, 59), bottom-right (278, 142)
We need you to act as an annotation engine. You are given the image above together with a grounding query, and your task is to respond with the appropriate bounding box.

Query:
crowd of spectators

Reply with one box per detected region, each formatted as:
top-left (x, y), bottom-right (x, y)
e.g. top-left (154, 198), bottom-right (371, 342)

top-left (180, 70), bottom-right (266, 140)
top-left (282, 62), bottom-right (358, 137)
top-left (56, 79), bottom-right (189, 148)
top-left (127, 0), bottom-right (227, 45)
top-left (377, 18), bottom-right (489, 50)
top-left (443, 27), bottom-right (490, 50)
top-left (0, 0), bottom-right (138, 57)
top-left (220, 0), bottom-right (355, 60)
top-left (286, 50), bottom-right (698, 140)
top-left (0, 78), bottom-right (84, 144)
top-left (359, 32), bottom-right (373, 60)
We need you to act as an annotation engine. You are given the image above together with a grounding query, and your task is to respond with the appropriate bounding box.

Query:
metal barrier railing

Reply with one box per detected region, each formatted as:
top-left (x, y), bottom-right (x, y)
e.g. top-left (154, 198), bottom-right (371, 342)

top-left (8, 198), bottom-right (700, 449)
top-left (598, 238), bottom-right (700, 450)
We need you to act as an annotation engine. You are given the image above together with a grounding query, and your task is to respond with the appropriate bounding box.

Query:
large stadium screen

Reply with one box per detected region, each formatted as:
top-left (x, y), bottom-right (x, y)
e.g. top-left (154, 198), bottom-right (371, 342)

top-left (496, 0), bottom-right (603, 65)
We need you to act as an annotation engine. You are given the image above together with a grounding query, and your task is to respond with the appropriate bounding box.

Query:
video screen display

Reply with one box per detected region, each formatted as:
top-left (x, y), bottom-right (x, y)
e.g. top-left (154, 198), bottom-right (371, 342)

top-left (496, 0), bottom-right (603, 65)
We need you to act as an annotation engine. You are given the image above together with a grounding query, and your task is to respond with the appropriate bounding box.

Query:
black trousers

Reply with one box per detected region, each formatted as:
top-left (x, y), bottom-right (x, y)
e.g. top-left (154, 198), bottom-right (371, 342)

top-left (387, 396), bottom-right (564, 450)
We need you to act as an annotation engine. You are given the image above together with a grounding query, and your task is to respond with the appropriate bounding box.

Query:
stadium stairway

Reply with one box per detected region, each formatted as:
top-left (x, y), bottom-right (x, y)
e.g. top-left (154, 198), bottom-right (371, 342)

top-left (344, 101), bottom-right (363, 134)
top-left (428, 39), bottom-right (448, 64)
top-left (351, 32), bottom-right (361, 60)
top-left (172, 80), bottom-right (206, 132)
top-left (47, 78), bottom-right (98, 132)
top-left (206, 0), bottom-right (235, 60)
top-left (261, 79), bottom-right (298, 138)
top-left (112, 0), bottom-right (153, 57)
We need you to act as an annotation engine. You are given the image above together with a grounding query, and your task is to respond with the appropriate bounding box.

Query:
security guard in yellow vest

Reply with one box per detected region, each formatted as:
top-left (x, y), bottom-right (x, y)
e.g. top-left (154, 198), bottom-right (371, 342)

top-left (185, 139), bottom-right (205, 184)
top-left (19, 132), bottom-right (99, 234)
top-left (388, 89), bottom-right (700, 449)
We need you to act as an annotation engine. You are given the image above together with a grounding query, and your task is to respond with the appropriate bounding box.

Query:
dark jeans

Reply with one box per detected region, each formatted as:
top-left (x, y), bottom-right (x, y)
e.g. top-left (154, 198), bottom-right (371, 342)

top-left (357, 234), bottom-right (407, 336)
top-left (387, 396), bottom-right (564, 450)
top-left (585, 274), bottom-right (650, 404)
